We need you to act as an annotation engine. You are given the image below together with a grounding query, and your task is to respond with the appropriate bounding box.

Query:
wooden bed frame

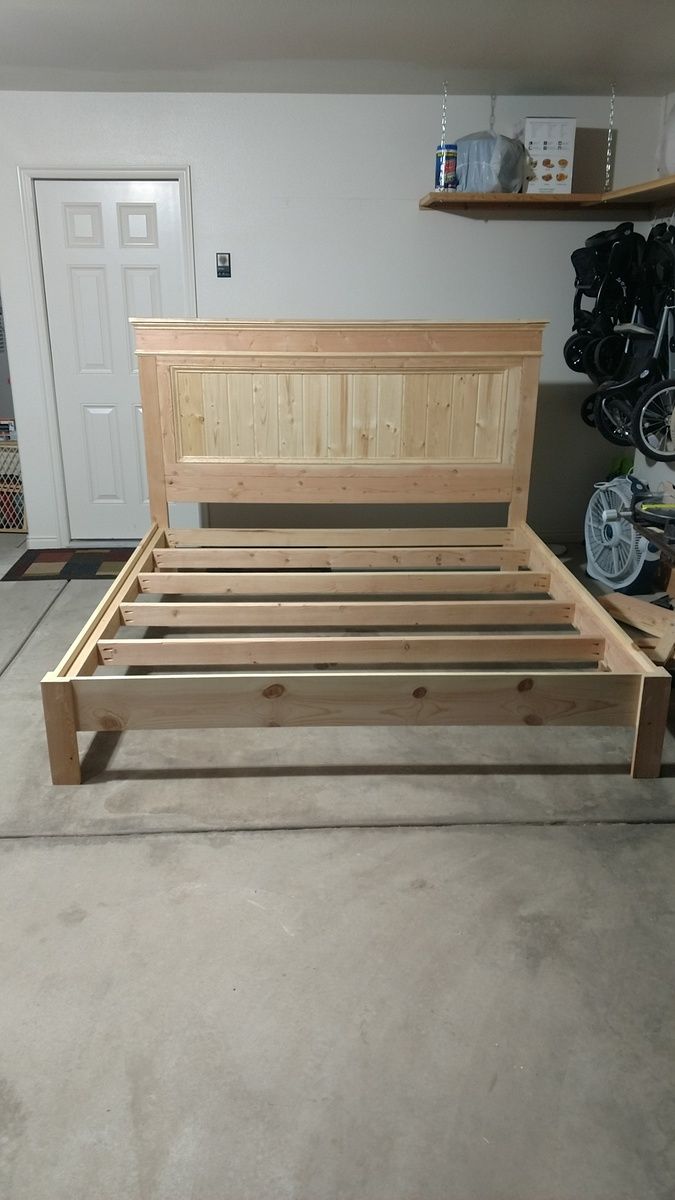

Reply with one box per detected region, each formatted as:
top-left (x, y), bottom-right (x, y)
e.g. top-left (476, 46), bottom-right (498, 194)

top-left (41, 319), bottom-right (671, 784)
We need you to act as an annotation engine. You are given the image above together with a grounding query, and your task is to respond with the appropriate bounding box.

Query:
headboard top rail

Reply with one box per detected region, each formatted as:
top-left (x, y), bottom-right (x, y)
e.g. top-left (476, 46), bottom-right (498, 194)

top-left (133, 318), bottom-right (546, 356)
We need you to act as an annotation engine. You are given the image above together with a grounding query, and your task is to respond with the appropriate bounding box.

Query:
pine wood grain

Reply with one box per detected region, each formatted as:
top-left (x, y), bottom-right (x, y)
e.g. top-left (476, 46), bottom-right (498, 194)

top-left (120, 598), bottom-right (574, 629)
top-left (152, 546), bottom-right (528, 570)
top-left (98, 632), bottom-right (602, 668)
top-left (138, 569), bottom-right (550, 597)
top-left (73, 670), bottom-right (640, 732)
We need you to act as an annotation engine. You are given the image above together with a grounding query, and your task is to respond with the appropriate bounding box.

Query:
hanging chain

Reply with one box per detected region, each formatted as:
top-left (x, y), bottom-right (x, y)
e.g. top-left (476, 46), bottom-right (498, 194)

top-left (604, 83), bottom-right (616, 191)
top-left (489, 94), bottom-right (496, 134)
top-left (440, 79), bottom-right (448, 150)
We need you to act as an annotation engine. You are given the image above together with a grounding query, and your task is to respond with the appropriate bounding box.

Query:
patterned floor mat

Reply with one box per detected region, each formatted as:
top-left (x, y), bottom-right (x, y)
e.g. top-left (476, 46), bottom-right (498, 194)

top-left (2, 547), bottom-right (135, 581)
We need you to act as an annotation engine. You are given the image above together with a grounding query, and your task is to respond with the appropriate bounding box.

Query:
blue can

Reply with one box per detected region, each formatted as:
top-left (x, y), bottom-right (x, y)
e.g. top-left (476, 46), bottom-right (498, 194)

top-left (435, 143), bottom-right (458, 190)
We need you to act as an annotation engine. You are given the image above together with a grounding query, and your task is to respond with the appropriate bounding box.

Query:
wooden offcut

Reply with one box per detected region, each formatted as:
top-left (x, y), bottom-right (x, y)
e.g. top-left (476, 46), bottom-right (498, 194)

top-left (598, 593), bottom-right (675, 666)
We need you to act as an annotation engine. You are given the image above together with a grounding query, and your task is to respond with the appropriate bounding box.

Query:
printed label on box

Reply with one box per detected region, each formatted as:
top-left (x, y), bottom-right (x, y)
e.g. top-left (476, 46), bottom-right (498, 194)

top-left (517, 118), bottom-right (576, 194)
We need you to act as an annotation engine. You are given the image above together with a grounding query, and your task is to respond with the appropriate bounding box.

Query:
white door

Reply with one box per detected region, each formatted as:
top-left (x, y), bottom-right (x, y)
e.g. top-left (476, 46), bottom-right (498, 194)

top-left (36, 179), bottom-right (193, 539)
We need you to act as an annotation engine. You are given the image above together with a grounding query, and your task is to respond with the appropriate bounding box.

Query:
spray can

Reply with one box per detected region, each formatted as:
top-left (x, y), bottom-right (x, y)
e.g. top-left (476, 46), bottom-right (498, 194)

top-left (435, 143), bottom-right (458, 190)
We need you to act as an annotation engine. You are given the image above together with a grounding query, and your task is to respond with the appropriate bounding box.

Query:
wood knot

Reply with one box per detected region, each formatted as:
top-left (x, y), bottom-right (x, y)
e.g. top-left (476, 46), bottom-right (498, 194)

top-left (524, 713), bottom-right (543, 726)
top-left (263, 684), bottom-right (285, 699)
top-left (517, 678), bottom-right (534, 692)
top-left (100, 715), bottom-right (123, 731)
top-left (412, 686), bottom-right (427, 699)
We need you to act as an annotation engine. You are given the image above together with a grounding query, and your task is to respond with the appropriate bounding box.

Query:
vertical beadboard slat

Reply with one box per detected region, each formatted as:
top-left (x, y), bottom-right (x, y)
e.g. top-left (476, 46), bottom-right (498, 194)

top-left (226, 373), bottom-right (255, 456)
top-left (202, 373), bottom-right (231, 456)
top-left (400, 374), bottom-right (428, 458)
top-left (277, 374), bottom-right (304, 457)
top-left (351, 375), bottom-right (378, 458)
top-left (175, 371), bottom-right (205, 456)
top-left (377, 375), bottom-right (403, 458)
top-left (327, 375), bottom-right (351, 458)
top-left (252, 374), bottom-right (279, 458)
top-left (449, 373), bottom-right (479, 459)
top-left (474, 372), bottom-right (505, 461)
top-left (424, 374), bottom-right (453, 458)
top-left (303, 375), bottom-right (329, 457)
top-left (501, 366), bottom-right (523, 468)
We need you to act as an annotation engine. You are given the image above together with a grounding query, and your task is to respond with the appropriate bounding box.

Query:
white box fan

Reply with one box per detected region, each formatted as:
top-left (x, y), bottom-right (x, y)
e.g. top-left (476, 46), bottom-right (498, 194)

top-left (584, 476), bottom-right (660, 590)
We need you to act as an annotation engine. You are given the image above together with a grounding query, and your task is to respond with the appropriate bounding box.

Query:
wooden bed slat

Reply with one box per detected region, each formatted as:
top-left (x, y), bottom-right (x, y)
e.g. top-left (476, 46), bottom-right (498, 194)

top-left (153, 546), bottom-right (528, 570)
top-left (138, 569), bottom-right (551, 597)
top-left (165, 523), bottom-right (511, 547)
top-left (98, 633), bottom-right (603, 668)
top-left (165, 527), bottom-right (515, 549)
top-left (120, 599), bottom-right (575, 628)
top-left (72, 670), bottom-right (641, 731)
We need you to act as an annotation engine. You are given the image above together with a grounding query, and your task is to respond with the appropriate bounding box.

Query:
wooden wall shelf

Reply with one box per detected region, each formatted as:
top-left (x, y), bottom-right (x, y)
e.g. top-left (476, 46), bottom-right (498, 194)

top-left (419, 174), bottom-right (675, 220)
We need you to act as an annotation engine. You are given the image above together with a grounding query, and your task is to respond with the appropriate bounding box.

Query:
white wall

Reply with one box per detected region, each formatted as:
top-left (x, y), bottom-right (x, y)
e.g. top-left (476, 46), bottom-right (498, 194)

top-left (0, 90), bottom-right (664, 543)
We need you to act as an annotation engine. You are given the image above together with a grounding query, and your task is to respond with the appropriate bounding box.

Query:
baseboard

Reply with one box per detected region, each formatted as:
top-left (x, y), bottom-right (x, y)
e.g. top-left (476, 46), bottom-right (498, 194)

top-left (27, 536), bottom-right (137, 550)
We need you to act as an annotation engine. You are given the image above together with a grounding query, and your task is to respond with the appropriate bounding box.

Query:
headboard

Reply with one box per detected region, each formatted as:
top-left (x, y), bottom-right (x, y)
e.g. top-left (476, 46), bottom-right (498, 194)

top-left (132, 319), bottom-right (545, 526)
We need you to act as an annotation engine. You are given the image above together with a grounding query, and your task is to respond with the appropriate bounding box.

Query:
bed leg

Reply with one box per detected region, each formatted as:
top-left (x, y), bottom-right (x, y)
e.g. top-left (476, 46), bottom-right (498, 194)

top-left (631, 674), bottom-right (671, 779)
top-left (41, 675), bottom-right (81, 785)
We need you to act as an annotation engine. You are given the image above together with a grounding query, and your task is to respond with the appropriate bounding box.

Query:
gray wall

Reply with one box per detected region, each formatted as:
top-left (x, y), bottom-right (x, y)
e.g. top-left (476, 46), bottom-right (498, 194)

top-left (0, 297), bottom-right (13, 420)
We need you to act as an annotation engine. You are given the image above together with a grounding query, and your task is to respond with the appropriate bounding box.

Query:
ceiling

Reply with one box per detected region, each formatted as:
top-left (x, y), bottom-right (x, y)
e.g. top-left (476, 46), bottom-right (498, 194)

top-left (0, 0), bottom-right (673, 95)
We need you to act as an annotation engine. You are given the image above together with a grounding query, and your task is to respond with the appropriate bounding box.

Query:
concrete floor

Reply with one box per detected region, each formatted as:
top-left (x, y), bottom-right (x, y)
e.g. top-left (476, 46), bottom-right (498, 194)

top-left (2, 530), bottom-right (675, 1199)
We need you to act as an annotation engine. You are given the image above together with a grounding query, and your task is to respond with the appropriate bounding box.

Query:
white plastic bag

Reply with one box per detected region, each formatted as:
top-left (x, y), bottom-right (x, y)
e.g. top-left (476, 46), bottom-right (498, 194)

top-left (456, 131), bottom-right (528, 193)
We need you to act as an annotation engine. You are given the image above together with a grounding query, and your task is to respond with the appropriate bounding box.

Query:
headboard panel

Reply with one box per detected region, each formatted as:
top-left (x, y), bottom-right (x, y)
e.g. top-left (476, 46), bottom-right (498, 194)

top-left (132, 320), bottom-right (545, 525)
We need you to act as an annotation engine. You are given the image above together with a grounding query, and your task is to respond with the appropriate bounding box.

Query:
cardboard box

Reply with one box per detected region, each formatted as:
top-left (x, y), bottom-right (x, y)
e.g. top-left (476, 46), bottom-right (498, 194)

top-left (518, 117), bottom-right (576, 193)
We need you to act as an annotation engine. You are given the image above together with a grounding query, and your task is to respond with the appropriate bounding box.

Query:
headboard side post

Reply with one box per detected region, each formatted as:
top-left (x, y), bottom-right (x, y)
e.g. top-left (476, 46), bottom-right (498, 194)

top-left (138, 353), bottom-right (169, 527)
top-left (507, 350), bottom-right (543, 526)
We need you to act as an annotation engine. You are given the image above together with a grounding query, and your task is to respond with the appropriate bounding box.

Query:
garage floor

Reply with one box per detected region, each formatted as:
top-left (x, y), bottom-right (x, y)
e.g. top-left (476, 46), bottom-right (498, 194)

top-left (2, 531), bottom-right (675, 1200)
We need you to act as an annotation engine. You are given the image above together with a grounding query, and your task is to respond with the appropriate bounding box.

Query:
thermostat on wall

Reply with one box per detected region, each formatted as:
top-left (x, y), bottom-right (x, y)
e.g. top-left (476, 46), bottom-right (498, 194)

top-left (216, 252), bottom-right (231, 278)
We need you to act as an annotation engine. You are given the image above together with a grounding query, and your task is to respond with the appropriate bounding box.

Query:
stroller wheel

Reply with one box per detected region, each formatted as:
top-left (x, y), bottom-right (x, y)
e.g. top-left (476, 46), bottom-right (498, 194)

top-left (593, 334), bottom-right (625, 380)
top-left (564, 333), bottom-right (590, 373)
top-left (581, 339), bottom-right (601, 381)
top-left (594, 391), bottom-right (636, 446)
top-left (632, 379), bottom-right (675, 461)
top-left (580, 393), bottom-right (598, 426)
top-left (633, 496), bottom-right (675, 529)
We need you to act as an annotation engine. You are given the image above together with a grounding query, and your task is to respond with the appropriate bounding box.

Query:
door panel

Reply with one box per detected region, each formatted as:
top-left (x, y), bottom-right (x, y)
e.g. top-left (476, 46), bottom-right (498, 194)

top-left (122, 267), bottom-right (161, 371)
top-left (82, 406), bottom-right (124, 503)
top-left (36, 178), bottom-right (194, 539)
top-left (69, 267), bottom-right (113, 372)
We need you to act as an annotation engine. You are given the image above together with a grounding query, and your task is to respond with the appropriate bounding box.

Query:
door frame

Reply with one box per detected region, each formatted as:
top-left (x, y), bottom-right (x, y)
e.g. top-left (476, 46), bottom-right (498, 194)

top-left (18, 166), bottom-right (198, 547)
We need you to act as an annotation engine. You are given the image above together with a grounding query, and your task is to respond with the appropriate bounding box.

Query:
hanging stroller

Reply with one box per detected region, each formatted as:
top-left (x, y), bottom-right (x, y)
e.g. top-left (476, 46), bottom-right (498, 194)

top-left (570, 222), bottom-right (675, 458)
top-left (565, 222), bottom-right (644, 388)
